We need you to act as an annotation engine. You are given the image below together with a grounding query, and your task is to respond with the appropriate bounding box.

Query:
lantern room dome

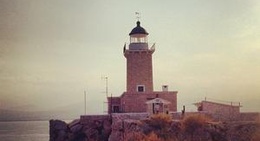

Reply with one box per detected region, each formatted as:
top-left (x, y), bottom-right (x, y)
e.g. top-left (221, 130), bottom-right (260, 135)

top-left (129, 21), bottom-right (149, 35)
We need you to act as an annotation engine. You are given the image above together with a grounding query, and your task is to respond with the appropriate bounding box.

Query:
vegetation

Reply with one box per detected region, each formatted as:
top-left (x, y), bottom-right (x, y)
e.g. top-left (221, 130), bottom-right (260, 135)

top-left (125, 132), bottom-right (165, 141)
top-left (181, 114), bottom-right (211, 140)
top-left (149, 113), bottom-right (172, 130)
top-left (252, 129), bottom-right (260, 141)
top-left (145, 113), bottom-right (174, 140)
top-left (124, 113), bottom-right (260, 141)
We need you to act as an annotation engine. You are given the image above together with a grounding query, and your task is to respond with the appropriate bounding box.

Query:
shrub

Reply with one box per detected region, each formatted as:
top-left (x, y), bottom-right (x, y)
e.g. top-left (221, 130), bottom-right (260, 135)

top-left (145, 114), bottom-right (173, 140)
top-left (182, 114), bottom-right (211, 140)
top-left (125, 131), bottom-right (175, 141)
top-left (250, 122), bottom-right (260, 141)
top-left (125, 131), bottom-right (145, 141)
top-left (144, 132), bottom-right (163, 141)
top-left (149, 113), bottom-right (172, 130)
top-left (252, 129), bottom-right (260, 141)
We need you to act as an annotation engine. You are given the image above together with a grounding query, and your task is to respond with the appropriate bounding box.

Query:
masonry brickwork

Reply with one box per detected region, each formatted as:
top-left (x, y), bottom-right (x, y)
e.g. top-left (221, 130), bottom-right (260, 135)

top-left (198, 100), bottom-right (241, 121)
top-left (108, 91), bottom-right (177, 113)
top-left (125, 51), bottom-right (154, 93)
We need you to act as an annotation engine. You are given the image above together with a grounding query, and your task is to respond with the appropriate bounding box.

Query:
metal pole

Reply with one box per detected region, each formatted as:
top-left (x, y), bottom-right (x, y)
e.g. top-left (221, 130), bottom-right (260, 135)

top-left (105, 77), bottom-right (108, 98)
top-left (110, 93), bottom-right (113, 114)
top-left (84, 91), bottom-right (86, 115)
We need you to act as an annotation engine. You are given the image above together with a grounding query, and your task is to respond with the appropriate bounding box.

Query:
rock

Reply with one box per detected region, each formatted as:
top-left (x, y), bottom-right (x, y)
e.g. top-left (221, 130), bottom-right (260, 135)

top-left (50, 118), bottom-right (113, 141)
top-left (108, 120), bottom-right (123, 141)
top-left (50, 120), bottom-right (68, 141)
top-left (70, 124), bottom-right (83, 134)
top-left (56, 130), bottom-right (67, 141)
top-left (51, 114), bottom-right (260, 141)
top-left (68, 119), bottom-right (80, 129)
top-left (53, 120), bottom-right (68, 130)
top-left (84, 128), bottom-right (99, 140)
top-left (102, 119), bottom-right (112, 141)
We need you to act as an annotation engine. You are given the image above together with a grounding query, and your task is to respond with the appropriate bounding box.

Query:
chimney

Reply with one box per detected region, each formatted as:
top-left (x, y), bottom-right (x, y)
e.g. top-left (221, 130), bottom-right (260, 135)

top-left (162, 85), bottom-right (168, 92)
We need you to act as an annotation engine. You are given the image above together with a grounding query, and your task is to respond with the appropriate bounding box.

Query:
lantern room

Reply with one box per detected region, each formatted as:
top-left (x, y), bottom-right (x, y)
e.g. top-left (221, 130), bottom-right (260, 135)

top-left (129, 21), bottom-right (149, 50)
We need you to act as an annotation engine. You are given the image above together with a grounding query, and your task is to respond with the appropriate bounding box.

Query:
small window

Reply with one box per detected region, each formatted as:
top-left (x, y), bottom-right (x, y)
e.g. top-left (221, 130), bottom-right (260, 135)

top-left (137, 85), bottom-right (145, 92)
top-left (113, 106), bottom-right (120, 113)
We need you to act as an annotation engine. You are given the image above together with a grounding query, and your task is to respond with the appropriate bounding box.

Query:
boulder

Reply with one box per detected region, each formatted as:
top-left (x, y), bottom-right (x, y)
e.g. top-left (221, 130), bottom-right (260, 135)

top-left (53, 120), bottom-right (68, 130)
top-left (68, 119), bottom-right (80, 129)
top-left (70, 124), bottom-right (83, 134)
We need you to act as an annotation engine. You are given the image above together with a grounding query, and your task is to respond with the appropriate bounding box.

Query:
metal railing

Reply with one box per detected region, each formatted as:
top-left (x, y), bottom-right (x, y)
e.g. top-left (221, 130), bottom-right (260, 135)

top-left (123, 43), bottom-right (155, 51)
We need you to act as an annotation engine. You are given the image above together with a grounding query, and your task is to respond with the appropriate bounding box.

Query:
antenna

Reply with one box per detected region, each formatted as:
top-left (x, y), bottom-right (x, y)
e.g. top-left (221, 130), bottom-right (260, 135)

top-left (135, 12), bottom-right (141, 21)
top-left (110, 93), bottom-right (113, 115)
top-left (103, 101), bottom-right (108, 113)
top-left (84, 90), bottom-right (87, 115)
top-left (101, 76), bottom-right (109, 98)
top-left (101, 76), bottom-right (109, 114)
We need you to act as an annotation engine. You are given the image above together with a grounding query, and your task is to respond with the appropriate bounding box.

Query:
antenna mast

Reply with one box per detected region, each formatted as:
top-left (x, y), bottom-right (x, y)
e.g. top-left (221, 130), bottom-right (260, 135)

top-left (101, 76), bottom-right (109, 114)
top-left (84, 90), bottom-right (86, 115)
top-left (101, 76), bottom-right (109, 97)
top-left (105, 77), bottom-right (108, 98)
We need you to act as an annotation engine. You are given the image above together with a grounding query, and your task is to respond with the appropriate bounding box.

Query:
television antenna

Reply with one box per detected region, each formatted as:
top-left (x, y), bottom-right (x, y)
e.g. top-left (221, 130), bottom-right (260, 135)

top-left (84, 90), bottom-right (87, 115)
top-left (101, 76), bottom-right (109, 98)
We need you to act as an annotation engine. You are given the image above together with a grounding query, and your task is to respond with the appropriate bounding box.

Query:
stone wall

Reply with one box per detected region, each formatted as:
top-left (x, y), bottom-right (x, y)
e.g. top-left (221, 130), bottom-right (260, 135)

top-left (80, 115), bottom-right (109, 124)
top-left (109, 113), bottom-right (149, 141)
top-left (111, 113), bottom-right (149, 121)
top-left (172, 111), bottom-right (260, 122)
top-left (239, 112), bottom-right (260, 121)
top-left (171, 111), bottom-right (210, 120)
top-left (201, 101), bottom-right (240, 121)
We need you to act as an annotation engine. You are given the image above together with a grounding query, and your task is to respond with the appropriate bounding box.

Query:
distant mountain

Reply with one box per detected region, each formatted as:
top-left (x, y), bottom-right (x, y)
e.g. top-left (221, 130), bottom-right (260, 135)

top-left (0, 101), bottom-right (102, 121)
top-left (0, 108), bottom-right (81, 121)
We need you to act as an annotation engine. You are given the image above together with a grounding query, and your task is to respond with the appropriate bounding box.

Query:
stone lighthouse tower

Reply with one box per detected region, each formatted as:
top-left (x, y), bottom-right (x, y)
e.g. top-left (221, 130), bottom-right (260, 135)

top-left (124, 21), bottom-right (155, 93)
top-left (108, 20), bottom-right (177, 114)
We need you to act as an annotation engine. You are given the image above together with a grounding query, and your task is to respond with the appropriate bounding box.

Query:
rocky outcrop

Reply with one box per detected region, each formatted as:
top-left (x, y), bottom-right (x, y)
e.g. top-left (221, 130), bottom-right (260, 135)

top-left (109, 120), bottom-right (260, 141)
top-left (50, 117), bottom-right (112, 141)
top-left (50, 120), bottom-right (68, 141)
top-left (50, 113), bottom-right (260, 141)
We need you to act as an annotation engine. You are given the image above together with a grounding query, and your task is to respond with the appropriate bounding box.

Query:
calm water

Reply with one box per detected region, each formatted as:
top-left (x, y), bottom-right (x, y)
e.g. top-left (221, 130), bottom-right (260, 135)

top-left (0, 121), bottom-right (49, 141)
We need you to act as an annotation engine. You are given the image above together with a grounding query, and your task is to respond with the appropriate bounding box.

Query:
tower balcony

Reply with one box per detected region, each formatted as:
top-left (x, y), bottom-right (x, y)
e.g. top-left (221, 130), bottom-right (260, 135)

top-left (123, 43), bottom-right (155, 55)
top-left (129, 43), bottom-right (148, 50)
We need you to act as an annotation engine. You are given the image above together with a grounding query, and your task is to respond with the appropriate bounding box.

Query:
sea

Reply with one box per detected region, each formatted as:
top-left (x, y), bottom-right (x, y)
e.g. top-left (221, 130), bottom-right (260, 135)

top-left (0, 120), bottom-right (49, 141)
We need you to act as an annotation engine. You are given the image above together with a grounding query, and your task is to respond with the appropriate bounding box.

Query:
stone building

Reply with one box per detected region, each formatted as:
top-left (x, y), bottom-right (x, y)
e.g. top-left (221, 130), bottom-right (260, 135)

top-left (108, 21), bottom-right (178, 114)
top-left (146, 97), bottom-right (171, 115)
top-left (194, 100), bottom-right (241, 121)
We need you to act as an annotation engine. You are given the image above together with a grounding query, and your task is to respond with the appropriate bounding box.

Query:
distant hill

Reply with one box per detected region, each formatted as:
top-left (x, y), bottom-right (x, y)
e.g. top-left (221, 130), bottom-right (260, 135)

top-left (0, 108), bottom-right (81, 121)
top-left (0, 101), bottom-right (103, 121)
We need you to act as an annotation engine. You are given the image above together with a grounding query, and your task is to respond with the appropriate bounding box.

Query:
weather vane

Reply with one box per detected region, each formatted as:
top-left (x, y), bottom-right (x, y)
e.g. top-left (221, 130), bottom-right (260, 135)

top-left (135, 12), bottom-right (141, 21)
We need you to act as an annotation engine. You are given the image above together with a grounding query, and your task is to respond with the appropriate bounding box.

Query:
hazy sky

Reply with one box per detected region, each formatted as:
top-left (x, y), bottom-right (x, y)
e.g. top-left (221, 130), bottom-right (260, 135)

top-left (0, 0), bottom-right (259, 116)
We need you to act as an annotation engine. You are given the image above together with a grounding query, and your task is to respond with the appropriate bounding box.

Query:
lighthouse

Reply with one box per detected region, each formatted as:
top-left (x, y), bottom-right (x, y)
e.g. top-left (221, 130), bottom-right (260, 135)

top-left (124, 21), bottom-right (155, 93)
top-left (108, 20), bottom-right (178, 114)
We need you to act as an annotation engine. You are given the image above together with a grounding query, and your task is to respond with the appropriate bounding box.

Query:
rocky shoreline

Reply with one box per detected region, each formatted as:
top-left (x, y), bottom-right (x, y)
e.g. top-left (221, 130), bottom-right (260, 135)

top-left (50, 113), bottom-right (260, 141)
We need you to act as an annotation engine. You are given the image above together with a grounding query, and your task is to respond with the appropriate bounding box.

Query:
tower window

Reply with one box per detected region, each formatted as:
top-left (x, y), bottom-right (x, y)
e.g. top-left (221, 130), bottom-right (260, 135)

top-left (137, 85), bottom-right (145, 92)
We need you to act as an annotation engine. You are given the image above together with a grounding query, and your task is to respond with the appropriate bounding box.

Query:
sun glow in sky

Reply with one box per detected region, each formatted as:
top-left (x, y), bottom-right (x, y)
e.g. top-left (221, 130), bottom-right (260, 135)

top-left (0, 0), bottom-right (260, 117)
